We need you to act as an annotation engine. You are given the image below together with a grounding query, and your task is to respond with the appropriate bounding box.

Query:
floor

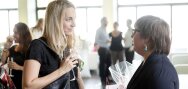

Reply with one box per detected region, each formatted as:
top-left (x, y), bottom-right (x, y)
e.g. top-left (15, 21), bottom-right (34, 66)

top-left (82, 57), bottom-right (142, 89)
top-left (83, 54), bottom-right (188, 89)
top-left (83, 71), bottom-right (102, 89)
top-left (76, 51), bottom-right (142, 89)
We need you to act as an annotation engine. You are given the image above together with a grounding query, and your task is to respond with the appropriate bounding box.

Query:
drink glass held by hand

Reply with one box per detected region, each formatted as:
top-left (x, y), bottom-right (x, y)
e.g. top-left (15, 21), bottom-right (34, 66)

top-left (8, 57), bottom-right (14, 77)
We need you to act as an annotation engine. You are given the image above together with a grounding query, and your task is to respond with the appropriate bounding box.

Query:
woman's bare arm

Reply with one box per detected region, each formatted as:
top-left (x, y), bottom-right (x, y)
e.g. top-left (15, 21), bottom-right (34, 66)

top-left (77, 68), bottom-right (84, 89)
top-left (22, 56), bottom-right (78, 89)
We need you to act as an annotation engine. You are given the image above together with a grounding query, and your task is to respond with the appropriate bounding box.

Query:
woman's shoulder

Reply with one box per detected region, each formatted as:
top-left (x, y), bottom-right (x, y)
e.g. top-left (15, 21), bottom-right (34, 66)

top-left (149, 53), bottom-right (177, 73)
top-left (9, 45), bottom-right (17, 53)
top-left (31, 39), bottom-right (42, 45)
top-left (119, 31), bottom-right (123, 35)
top-left (30, 38), bottom-right (47, 48)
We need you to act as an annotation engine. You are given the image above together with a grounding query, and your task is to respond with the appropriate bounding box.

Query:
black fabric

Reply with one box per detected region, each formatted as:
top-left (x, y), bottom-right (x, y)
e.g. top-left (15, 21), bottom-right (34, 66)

top-left (109, 32), bottom-right (123, 51)
top-left (26, 37), bottom-right (79, 89)
top-left (26, 38), bottom-right (61, 77)
top-left (97, 47), bottom-right (111, 88)
top-left (127, 53), bottom-right (179, 89)
top-left (9, 45), bottom-right (25, 89)
top-left (70, 67), bottom-right (79, 89)
top-left (124, 47), bottom-right (134, 64)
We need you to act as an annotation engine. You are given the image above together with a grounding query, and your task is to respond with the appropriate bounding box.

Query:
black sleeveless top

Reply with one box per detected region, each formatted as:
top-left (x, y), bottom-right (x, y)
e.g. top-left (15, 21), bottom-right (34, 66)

top-left (109, 32), bottom-right (123, 51)
top-left (9, 45), bottom-right (25, 89)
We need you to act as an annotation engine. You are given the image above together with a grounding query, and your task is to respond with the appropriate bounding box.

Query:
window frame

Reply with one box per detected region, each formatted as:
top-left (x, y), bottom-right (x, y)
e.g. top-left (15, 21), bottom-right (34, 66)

top-left (117, 0), bottom-right (188, 53)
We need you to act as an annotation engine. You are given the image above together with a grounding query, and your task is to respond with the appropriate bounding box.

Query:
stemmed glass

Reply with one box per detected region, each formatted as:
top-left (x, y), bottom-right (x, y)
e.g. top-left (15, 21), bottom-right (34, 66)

top-left (70, 69), bottom-right (76, 81)
top-left (63, 48), bottom-right (77, 81)
top-left (8, 57), bottom-right (14, 77)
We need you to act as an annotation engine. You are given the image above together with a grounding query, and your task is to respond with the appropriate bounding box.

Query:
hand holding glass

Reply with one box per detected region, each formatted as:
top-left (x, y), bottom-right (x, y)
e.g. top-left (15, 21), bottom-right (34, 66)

top-left (8, 57), bottom-right (14, 77)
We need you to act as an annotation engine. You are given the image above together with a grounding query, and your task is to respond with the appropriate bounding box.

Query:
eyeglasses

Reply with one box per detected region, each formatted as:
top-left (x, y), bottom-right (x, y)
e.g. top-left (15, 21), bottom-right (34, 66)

top-left (131, 29), bottom-right (140, 37)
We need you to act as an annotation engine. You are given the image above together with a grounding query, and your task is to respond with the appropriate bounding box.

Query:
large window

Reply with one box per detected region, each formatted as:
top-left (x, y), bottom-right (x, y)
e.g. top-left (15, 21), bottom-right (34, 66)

top-left (118, 7), bottom-right (136, 34)
top-left (0, 0), bottom-right (18, 9)
top-left (0, 0), bottom-right (18, 43)
top-left (171, 5), bottom-right (188, 53)
top-left (75, 8), bottom-right (102, 44)
top-left (70, 0), bottom-right (102, 6)
top-left (137, 6), bottom-right (171, 29)
top-left (75, 7), bottom-right (102, 50)
top-left (36, 0), bottom-right (49, 19)
top-left (118, 0), bottom-right (188, 5)
top-left (118, 1), bottom-right (188, 53)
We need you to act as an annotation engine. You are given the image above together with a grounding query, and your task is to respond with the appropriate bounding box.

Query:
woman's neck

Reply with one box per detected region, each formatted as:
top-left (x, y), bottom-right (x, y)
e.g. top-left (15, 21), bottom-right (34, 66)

top-left (113, 29), bottom-right (118, 32)
top-left (143, 50), bottom-right (153, 62)
top-left (15, 44), bottom-right (23, 52)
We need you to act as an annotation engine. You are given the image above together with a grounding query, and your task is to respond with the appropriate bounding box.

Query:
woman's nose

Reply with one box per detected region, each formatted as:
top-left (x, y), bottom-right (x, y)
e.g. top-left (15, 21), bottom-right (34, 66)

top-left (71, 20), bottom-right (76, 27)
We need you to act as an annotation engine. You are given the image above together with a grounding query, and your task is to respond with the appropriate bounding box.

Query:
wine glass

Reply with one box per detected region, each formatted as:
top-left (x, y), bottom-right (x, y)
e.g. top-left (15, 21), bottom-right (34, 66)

top-left (70, 69), bottom-right (76, 81)
top-left (70, 49), bottom-right (84, 68)
top-left (8, 57), bottom-right (14, 77)
top-left (63, 48), bottom-right (77, 81)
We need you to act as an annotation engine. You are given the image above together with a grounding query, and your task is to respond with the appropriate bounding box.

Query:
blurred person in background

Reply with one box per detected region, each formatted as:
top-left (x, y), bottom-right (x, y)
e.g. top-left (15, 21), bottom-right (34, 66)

top-left (109, 22), bottom-right (124, 65)
top-left (31, 18), bottom-right (44, 39)
top-left (1, 22), bottom-right (32, 89)
top-left (124, 19), bottom-right (134, 64)
top-left (94, 17), bottom-right (111, 89)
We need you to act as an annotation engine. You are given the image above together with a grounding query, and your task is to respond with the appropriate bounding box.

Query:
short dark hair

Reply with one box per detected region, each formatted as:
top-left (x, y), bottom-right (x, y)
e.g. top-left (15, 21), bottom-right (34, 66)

top-left (135, 15), bottom-right (171, 55)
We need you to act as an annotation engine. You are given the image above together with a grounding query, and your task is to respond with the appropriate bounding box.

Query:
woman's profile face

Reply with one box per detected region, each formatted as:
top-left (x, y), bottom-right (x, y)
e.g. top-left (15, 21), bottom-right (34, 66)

top-left (62, 7), bottom-right (76, 36)
top-left (132, 29), bottom-right (145, 55)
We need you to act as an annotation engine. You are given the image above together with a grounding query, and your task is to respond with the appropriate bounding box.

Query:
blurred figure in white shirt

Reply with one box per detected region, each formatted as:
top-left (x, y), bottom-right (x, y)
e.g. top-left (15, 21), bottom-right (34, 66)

top-left (31, 18), bottom-right (44, 39)
top-left (124, 19), bottom-right (134, 64)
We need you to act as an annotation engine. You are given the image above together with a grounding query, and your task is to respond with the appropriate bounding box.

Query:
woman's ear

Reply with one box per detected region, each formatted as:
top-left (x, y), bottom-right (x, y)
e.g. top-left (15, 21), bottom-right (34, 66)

top-left (143, 38), bottom-right (150, 51)
top-left (144, 38), bottom-right (149, 44)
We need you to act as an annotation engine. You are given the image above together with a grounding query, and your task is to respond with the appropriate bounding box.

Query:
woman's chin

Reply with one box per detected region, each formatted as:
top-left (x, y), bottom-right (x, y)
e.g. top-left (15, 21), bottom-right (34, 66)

top-left (65, 32), bottom-right (72, 36)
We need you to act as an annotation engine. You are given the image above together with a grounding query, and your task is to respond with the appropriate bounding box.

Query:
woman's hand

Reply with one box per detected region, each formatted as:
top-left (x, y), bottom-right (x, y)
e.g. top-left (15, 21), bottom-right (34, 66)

top-left (118, 84), bottom-right (126, 89)
top-left (4, 42), bottom-right (13, 49)
top-left (129, 46), bottom-right (134, 51)
top-left (8, 61), bottom-right (23, 70)
top-left (59, 55), bottom-right (78, 74)
top-left (76, 67), bottom-right (85, 89)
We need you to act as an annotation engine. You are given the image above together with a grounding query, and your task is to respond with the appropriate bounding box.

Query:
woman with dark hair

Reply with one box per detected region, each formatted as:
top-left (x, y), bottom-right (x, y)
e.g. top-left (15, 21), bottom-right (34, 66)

top-left (126, 15), bottom-right (179, 89)
top-left (1, 22), bottom-right (32, 89)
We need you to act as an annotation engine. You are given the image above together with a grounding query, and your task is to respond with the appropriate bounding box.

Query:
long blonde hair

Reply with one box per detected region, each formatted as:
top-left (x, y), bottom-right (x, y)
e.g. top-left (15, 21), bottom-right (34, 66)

top-left (43, 0), bottom-right (75, 59)
top-left (32, 18), bottom-right (44, 31)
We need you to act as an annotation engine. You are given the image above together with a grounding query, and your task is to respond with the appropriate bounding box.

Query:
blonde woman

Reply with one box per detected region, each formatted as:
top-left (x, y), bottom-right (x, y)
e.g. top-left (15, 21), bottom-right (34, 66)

top-left (22, 0), bottom-right (84, 89)
top-left (31, 18), bottom-right (44, 39)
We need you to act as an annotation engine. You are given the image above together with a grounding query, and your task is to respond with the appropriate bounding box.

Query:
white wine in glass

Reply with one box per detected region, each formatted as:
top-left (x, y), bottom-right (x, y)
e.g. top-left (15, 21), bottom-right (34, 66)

top-left (8, 57), bottom-right (14, 77)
